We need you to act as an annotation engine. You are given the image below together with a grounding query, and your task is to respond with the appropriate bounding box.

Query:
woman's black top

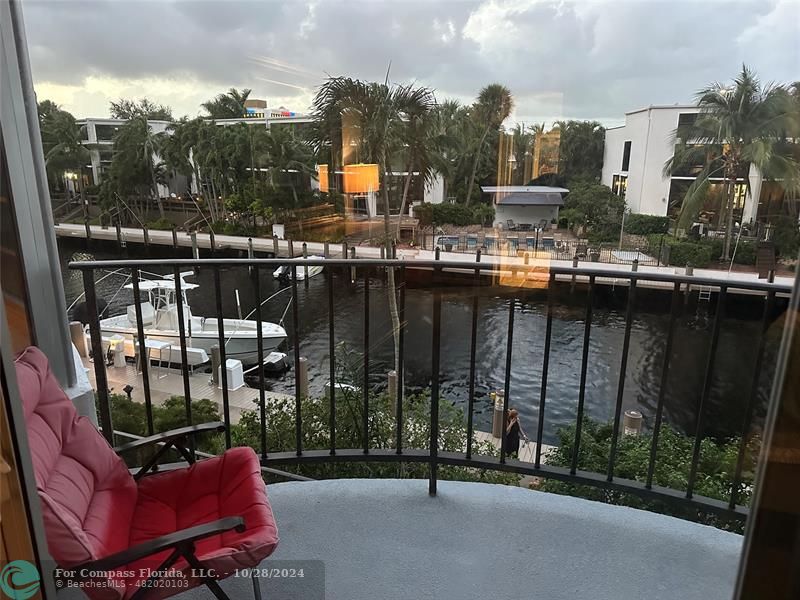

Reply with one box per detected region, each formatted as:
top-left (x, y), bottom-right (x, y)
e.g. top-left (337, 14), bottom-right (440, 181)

top-left (505, 421), bottom-right (521, 456)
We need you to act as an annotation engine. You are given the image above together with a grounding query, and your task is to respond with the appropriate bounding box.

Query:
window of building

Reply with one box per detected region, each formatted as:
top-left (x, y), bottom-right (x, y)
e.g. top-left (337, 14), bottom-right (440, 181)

top-left (677, 113), bottom-right (697, 128)
top-left (612, 174), bottom-right (628, 199)
top-left (621, 141), bottom-right (631, 171)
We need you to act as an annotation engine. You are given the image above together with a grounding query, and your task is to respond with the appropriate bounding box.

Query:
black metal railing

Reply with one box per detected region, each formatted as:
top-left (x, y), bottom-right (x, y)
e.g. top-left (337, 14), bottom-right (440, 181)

top-left (70, 256), bottom-right (793, 521)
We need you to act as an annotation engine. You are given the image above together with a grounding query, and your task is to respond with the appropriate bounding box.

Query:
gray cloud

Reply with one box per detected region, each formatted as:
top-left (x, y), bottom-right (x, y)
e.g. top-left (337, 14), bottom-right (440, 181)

top-left (23, 0), bottom-right (799, 124)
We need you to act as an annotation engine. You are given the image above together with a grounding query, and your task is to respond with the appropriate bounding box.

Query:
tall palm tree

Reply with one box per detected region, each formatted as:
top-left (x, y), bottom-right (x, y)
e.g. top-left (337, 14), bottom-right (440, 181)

top-left (465, 83), bottom-right (513, 205)
top-left (201, 88), bottom-right (252, 119)
top-left (264, 125), bottom-right (315, 206)
top-left (39, 106), bottom-right (91, 210)
top-left (110, 115), bottom-right (168, 218)
top-left (311, 76), bottom-right (435, 376)
top-left (665, 66), bottom-right (799, 260)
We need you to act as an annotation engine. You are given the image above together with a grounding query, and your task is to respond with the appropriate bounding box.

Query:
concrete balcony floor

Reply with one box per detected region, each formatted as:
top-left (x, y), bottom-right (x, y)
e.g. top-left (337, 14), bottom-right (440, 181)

top-left (61, 479), bottom-right (742, 600)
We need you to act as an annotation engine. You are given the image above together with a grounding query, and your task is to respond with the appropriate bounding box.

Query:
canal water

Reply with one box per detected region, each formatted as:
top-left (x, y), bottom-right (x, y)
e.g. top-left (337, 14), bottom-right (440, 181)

top-left (59, 239), bottom-right (785, 445)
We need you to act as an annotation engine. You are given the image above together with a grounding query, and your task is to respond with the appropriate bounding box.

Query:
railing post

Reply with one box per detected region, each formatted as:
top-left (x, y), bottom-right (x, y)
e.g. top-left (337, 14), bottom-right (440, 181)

top-left (429, 272), bottom-right (442, 496)
top-left (289, 238), bottom-right (295, 258)
top-left (302, 242), bottom-right (308, 283)
top-left (82, 269), bottom-right (112, 443)
top-left (115, 220), bottom-right (123, 250)
top-left (273, 234), bottom-right (279, 257)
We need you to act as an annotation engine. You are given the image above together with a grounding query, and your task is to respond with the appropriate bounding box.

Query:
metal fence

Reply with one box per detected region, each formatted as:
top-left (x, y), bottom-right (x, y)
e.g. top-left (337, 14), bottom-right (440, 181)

top-left (70, 257), bottom-right (792, 521)
top-left (417, 232), bottom-right (664, 266)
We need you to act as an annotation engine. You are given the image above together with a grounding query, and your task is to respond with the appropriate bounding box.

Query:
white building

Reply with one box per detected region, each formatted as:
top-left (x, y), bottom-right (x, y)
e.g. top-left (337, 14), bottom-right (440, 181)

top-left (482, 186), bottom-right (567, 229)
top-left (601, 105), bottom-right (773, 224)
top-left (77, 110), bottom-right (312, 191)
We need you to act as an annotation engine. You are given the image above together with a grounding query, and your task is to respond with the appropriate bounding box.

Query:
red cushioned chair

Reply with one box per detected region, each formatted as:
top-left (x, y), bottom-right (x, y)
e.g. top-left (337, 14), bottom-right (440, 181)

top-left (15, 347), bottom-right (279, 600)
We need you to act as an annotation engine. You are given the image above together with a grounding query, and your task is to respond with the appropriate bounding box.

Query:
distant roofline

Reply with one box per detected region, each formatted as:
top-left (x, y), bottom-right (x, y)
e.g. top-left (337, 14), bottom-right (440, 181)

top-left (625, 104), bottom-right (700, 116)
top-left (77, 114), bottom-right (310, 125)
top-left (482, 185), bottom-right (569, 194)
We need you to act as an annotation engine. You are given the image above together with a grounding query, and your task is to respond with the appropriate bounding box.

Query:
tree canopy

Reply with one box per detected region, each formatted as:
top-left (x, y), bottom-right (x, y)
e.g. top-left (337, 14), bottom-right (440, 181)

top-left (109, 98), bottom-right (173, 121)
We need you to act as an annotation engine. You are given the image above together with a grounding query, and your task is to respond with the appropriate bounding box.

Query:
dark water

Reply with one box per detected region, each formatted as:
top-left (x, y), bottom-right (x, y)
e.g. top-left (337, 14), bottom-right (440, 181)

top-left (59, 239), bottom-right (784, 445)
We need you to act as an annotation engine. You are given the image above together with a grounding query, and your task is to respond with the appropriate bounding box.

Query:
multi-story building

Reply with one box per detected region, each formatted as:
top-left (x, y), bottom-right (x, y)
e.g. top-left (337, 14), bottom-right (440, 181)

top-left (601, 105), bottom-right (788, 226)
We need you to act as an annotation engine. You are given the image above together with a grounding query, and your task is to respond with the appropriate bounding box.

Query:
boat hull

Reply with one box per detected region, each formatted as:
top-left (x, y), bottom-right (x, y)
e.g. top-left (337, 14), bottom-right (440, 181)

top-left (99, 319), bottom-right (286, 365)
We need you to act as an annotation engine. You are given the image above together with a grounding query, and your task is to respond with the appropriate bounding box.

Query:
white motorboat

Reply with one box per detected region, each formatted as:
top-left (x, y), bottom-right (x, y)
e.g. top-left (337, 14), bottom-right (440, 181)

top-left (99, 275), bottom-right (287, 365)
top-left (273, 255), bottom-right (325, 281)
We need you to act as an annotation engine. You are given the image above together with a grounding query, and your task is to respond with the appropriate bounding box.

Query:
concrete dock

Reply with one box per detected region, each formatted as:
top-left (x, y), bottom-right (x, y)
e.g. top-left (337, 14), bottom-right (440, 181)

top-left (57, 222), bottom-right (794, 294)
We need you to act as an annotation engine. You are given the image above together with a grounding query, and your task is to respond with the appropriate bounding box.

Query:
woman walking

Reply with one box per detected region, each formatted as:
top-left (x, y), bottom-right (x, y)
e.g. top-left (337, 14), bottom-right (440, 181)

top-left (504, 408), bottom-right (528, 458)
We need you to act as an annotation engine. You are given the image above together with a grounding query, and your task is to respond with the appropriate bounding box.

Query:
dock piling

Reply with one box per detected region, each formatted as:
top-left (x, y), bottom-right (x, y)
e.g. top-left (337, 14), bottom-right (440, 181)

top-left (171, 226), bottom-right (178, 249)
top-left (142, 225), bottom-right (150, 247)
top-left (297, 357), bottom-right (308, 399)
top-left (273, 234), bottom-right (279, 257)
top-left (211, 345), bottom-right (221, 386)
top-left (288, 239), bottom-right (295, 258)
top-left (191, 231), bottom-right (199, 259)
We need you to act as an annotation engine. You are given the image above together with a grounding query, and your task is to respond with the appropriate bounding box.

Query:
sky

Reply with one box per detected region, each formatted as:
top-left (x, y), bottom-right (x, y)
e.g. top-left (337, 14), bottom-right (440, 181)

top-left (24, 0), bottom-right (799, 127)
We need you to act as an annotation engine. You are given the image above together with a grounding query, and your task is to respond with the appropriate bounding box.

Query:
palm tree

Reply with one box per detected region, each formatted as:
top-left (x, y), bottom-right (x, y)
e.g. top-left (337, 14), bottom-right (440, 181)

top-left (465, 84), bottom-right (513, 205)
top-left (264, 125), bottom-right (315, 206)
top-left (666, 66), bottom-right (799, 260)
top-left (509, 123), bottom-right (533, 185)
top-left (110, 115), bottom-right (168, 218)
top-left (311, 76), bottom-right (435, 376)
top-left (201, 88), bottom-right (252, 119)
top-left (38, 104), bottom-right (91, 211)
top-left (556, 120), bottom-right (605, 181)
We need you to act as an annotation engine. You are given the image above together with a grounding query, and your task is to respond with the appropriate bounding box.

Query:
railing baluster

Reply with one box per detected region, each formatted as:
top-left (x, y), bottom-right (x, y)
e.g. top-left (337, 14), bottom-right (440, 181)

top-left (429, 272), bottom-right (442, 495)
top-left (730, 289), bottom-right (774, 508)
top-left (646, 281), bottom-right (681, 488)
top-left (607, 278), bottom-right (637, 480)
top-left (395, 266), bottom-right (406, 454)
top-left (327, 264), bottom-right (336, 455)
top-left (465, 253), bottom-right (481, 459)
top-left (213, 267), bottom-right (232, 448)
top-left (131, 268), bottom-right (154, 435)
top-left (253, 265), bottom-right (267, 460)
top-left (535, 272), bottom-right (555, 468)
top-left (499, 296), bottom-right (516, 463)
top-left (83, 269), bottom-right (113, 443)
top-left (687, 285), bottom-right (727, 498)
top-left (363, 269), bottom-right (370, 454)
top-left (571, 274), bottom-right (595, 475)
top-left (291, 265), bottom-right (302, 456)
top-left (172, 267), bottom-right (194, 457)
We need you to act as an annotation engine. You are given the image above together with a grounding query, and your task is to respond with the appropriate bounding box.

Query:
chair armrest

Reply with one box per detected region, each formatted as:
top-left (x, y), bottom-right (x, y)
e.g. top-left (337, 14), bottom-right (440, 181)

top-left (74, 516), bottom-right (245, 573)
top-left (114, 422), bottom-right (226, 454)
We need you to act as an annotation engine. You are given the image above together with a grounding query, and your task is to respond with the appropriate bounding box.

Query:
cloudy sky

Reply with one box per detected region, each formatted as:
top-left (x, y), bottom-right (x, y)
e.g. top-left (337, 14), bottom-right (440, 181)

top-left (24, 0), bottom-right (798, 126)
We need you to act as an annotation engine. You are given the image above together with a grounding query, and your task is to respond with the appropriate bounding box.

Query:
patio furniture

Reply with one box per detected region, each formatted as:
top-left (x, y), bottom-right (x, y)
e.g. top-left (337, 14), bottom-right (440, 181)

top-left (15, 346), bottom-right (279, 600)
top-left (506, 219), bottom-right (518, 231)
top-left (517, 223), bottom-right (532, 232)
top-left (575, 243), bottom-right (588, 259)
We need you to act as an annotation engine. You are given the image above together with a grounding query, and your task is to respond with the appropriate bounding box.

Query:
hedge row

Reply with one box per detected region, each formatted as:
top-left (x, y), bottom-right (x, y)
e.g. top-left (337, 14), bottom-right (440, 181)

top-left (647, 235), bottom-right (759, 267)
top-left (414, 202), bottom-right (494, 227)
top-left (624, 214), bottom-right (670, 235)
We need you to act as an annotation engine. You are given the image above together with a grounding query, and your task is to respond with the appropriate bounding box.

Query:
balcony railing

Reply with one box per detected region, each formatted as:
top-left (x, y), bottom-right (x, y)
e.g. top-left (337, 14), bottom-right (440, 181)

top-left (70, 256), bottom-right (792, 522)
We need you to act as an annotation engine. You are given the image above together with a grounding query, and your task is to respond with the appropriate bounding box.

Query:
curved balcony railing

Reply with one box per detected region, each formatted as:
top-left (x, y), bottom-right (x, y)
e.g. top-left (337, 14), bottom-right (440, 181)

top-left (70, 256), bottom-right (793, 523)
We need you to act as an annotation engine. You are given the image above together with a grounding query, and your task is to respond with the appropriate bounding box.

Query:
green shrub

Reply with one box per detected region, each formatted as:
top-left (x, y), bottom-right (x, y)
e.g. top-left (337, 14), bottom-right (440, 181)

top-left (146, 217), bottom-right (175, 231)
top-left (625, 214), bottom-right (670, 235)
top-left (771, 216), bottom-right (800, 259)
top-left (415, 202), bottom-right (494, 227)
top-left (731, 241), bottom-right (757, 265)
top-left (647, 235), bottom-right (713, 267)
top-left (539, 417), bottom-right (756, 532)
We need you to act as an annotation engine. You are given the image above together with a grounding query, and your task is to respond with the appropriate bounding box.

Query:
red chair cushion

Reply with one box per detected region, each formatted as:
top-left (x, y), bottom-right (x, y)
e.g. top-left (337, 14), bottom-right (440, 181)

top-left (123, 447), bottom-right (279, 599)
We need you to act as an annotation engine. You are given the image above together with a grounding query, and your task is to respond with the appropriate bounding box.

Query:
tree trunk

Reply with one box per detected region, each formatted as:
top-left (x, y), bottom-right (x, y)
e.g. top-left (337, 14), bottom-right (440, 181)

top-left (151, 172), bottom-right (165, 219)
top-left (395, 158), bottom-right (414, 241)
top-left (465, 127), bottom-right (490, 206)
top-left (722, 168), bottom-right (736, 262)
top-left (381, 156), bottom-right (401, 377)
